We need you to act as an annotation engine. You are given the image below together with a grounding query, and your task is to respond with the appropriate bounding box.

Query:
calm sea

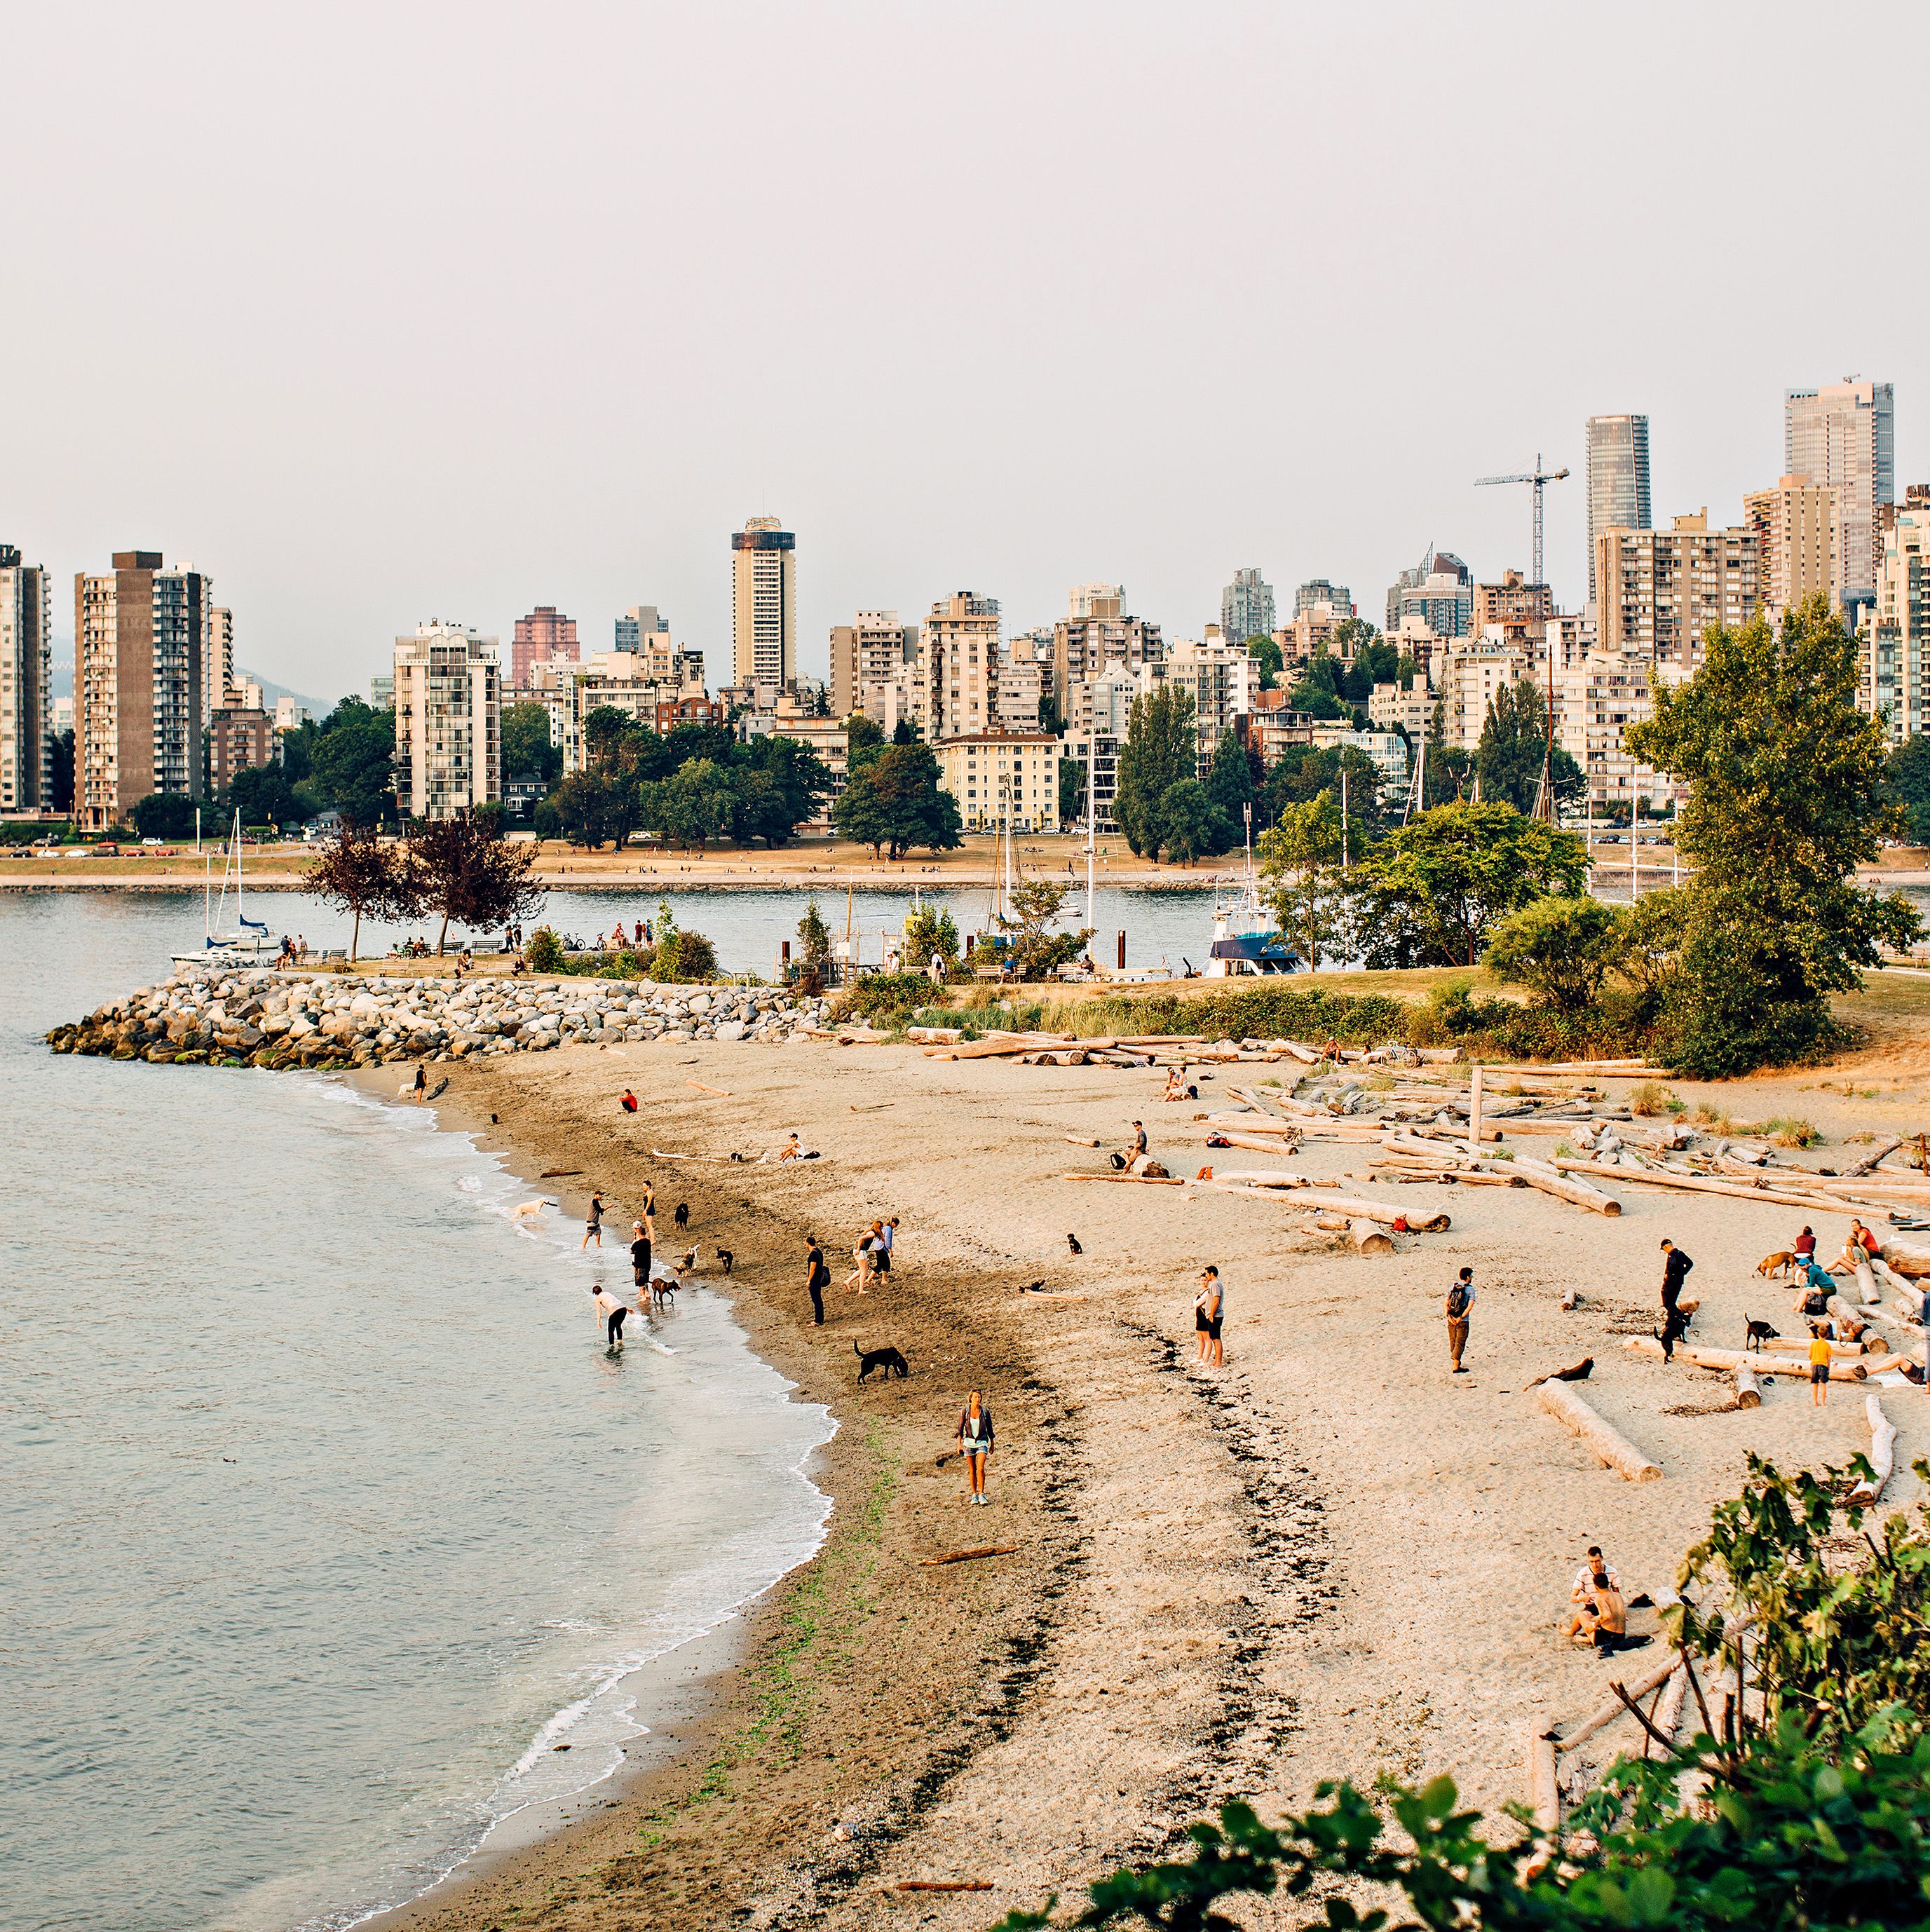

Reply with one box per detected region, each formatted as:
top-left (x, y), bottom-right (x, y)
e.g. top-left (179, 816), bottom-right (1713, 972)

top-left (1, 890), bottom-right (838, 1932)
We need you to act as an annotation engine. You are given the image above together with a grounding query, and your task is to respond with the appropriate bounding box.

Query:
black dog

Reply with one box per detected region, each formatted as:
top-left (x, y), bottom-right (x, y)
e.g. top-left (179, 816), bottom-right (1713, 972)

top-left (716, 1247), bottom-right (734, 1275)
top-left (1067, 1232), bottom-right (1082, 1255)
top-left (1745, 1317), bottom-right (1779, 1353)
top-left (674, 1202), bottom-right (690, 1231)
top-left (854, 1340), bottom-right (909, 1382)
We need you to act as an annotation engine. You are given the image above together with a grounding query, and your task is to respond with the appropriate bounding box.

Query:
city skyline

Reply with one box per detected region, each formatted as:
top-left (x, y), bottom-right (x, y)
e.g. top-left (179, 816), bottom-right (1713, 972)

top-left (4, 6), bottom-right (1926, 700)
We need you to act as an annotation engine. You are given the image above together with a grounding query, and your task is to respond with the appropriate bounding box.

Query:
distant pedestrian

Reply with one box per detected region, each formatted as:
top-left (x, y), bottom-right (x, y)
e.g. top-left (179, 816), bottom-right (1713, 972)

top-left (1809, 1323), bottom-right (1833, 1407)
top-left (804, 1234), bottom-right (829, 1326)
top-left (1659, 1239), bottom-right (1694, 1359)
top-left (593, 1284), bottom-right (627, 1349)
top-left (412, 1063), bottom-right (427, 1103)
top-left (582, 1192), bottom-right (607, 1250)
top-left (1446, 1267), bottom-right (1474, 1373)
top-left (1194, 1265), bottom-right (1224, 1367)
top-left (630, 1220), bottom-right (652, 1293)
top-left (620, 1088), bottom-right (638, 1113)
top-left (956, 1389), bottom-right (995, 1505)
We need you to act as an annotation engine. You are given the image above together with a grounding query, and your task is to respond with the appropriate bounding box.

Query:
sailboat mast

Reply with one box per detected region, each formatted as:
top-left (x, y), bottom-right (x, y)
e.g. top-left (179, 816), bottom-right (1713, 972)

top-left (1084, 724), bottom-right (1096, 932)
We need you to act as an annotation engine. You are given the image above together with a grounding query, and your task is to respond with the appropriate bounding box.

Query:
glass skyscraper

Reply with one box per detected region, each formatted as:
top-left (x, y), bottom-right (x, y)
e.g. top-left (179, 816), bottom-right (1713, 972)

top-left (1586, 415), bottom-right (1651, 603)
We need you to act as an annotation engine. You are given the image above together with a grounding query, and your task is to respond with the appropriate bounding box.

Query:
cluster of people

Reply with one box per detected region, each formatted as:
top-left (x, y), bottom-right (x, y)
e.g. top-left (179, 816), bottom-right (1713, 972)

top-left (275, 934), bottom-right (311, 965)
top-left (798, 1218), bottom-right (900, 1321)
top-left (1561, 1544), bottom-right (1644, 1654)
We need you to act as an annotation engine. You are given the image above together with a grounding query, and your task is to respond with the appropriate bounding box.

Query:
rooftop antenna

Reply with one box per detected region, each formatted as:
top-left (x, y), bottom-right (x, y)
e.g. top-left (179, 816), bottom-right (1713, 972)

top-left (1474, 451), bottom-right (1571, 588)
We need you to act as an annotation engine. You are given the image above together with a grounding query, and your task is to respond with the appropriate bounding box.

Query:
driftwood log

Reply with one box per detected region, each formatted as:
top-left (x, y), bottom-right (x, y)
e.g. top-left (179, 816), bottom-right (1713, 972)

top-left (1525, 1722), bottom-right (1560, 1831)
top-left (922, 1545), bottom-right (1018, 1567)
top-left (1551, 1158), bottom-right (1861, 1216)
top-left (1849, 1392), bottom-right (1898, 1505)
top-left (1348, 1218), bottom-right (1395, 1254)
top-left (1510, 1157), bottom-right (1622, 1216)
top-left (1535, 1381), bottom-right (1662, 1481)
top-left (1623, 1335), bottom-right (1867, 1380)
top-left (1735, 1361), bottom-right (1762, 1407)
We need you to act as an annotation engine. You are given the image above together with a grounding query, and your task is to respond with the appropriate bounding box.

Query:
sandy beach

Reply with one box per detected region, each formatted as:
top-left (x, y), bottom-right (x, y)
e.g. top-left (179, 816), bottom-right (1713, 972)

top-left (360, 1012), bottom-right (1930, 1932)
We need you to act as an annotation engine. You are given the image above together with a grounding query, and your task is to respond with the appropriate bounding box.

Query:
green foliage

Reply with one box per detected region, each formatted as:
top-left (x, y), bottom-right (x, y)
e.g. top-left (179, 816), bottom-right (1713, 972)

top-left (1626, 597), bottom-right (1922, 1076)
top-left (1474, 679), bottom-right (1584, 815)
top-left (1267, 744), bottom-right (1386, 832)
top-left (1288, 650), bottom-right (1351, 721)
top-left (844, 714), bottom-right (885, 770)
top-left (832, 742), bottom-right (962, 859)
top-left (640, 757), bottom-right (731, 852)
top-left (305, 820), bottom-right (417, 961)
top-left (130, 793), bottom-right (201, 840)
top-left (1244, 633), bottom-right (1283, 690)
top-left (524, 925), bottom-right (565, 973)
top-left (1483, 894), bottom-right (1629, 1014)
top-left (531, 798), bottom-right (561, 841)
top-left (1204, 728), bottom-right (1256, 827)
top-left (997, 878), bottom-right (1093, 980)
top-left (1113, 686), bottom-right (1197, 859)
top-left (307, 696), bottom-right (399, 826)
top-left (903, 902), bottom-right (961, 969)
top-left (1059, 755), bottom-right (1087, 826)
top-left (1351, 801), bottom-right (1588, 967)
top-left (403, 809), bottom-right (546, 953)
top-left (892, 716), bottom-right (918, 746)
top-left (1258, 791), bottom-right (1360, 970)
top-left (47, 728), bottom-right (74, 815)
top-left (796, 899), bottom-right (833, 988)
top-left (1883, 735), bottom-right (1930, 846)
top-left (1157, 778), bottom-right (1231, 866)
top-left (500, 702), bottom-right (562, 794)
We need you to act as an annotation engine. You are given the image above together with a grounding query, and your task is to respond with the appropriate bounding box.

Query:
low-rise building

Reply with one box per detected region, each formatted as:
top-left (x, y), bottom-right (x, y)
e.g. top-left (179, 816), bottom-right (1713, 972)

top-left (937, 730), bottom-right (1061, 834)
top-left (1233, 690), bottom-right (1316, 768)
top-left (1368, 681), bottom-right (1432, 740)
top-left (1307, 723), bottom-right (1410, 787)
top-left (740, 693), bottom-right (848, 824)
top-left (206, 702), bottom-right (277, 799)
top-left (1437, 639), bottom-right (1529, 750)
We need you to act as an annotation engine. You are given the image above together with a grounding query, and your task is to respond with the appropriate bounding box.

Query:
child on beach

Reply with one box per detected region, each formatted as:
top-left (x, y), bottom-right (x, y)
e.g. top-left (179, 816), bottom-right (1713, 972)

top-left (1809, 1323), bottom-right (1833, 1406)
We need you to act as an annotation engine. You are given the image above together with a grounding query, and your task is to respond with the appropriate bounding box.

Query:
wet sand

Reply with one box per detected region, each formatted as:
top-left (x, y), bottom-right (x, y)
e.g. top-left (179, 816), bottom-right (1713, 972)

top-left (368, 1032), bottom-right (1930, 1932)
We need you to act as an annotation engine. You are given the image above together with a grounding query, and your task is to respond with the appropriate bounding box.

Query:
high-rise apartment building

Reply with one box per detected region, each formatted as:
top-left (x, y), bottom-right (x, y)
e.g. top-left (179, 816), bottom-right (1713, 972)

top-left (1585, 416), bottom-right (1651, 603)
top-left (830, 610), bottom-right (918, 721)
top-left (0, 546), bottom-right (53, 814)
top-left (1593, 512), bottom-right (1760, 672)
top-left (203, 606), bottom-right (233, 719)
top-left (1786, 380), bottom-right (1894, 600)
top-left (1744, 476), bottom-right (1834, 623)
top-left (921, 592), bottom-right (1001, 740)
top-left (206, 700), bottom-right (277, 800)
top-left (393, 622), bottom-right (502, 819)
top-left (1220, 568), bottom-right (1275, 645)
top-left (1472, 570), bottom-right (1555, 648)
top-left (1052, 591), bottom-right (1162, 714)
top-left (1066, 582), bottom-right (1124, 621)
top-left (75, 551), bottom-right (210, 831)
top-left (1384, 550), bottom-right (1472, 638)
top-left (732, 517), bottom-right (797, 691)
top-left (1163, 636), bottom-right (1258, 772)
top-left (613, 605), bottom-right (669, 653)
top-left (1861, 507), bottom-right (1930, 741)
top-left (512, 607), bottom-right (578, 688)
top-left (1294, 578), bottom-right (1353, 620)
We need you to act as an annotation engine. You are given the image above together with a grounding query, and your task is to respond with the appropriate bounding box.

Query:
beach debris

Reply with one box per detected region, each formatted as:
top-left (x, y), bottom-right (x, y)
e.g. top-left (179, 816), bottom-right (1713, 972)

top-left (1535, 1380), bottom-right (1662, 1481)
top-left (888, 1880), bottom-right (993, 1893)
top-left (686, 1080), bottom-right (731, 1097)
top-left (1734, 1361), bottom-right (1763, 1407)
top-left (1347, 1218), bottom-right (1395, 1254)
top-left (922, 1545), bottom-right (1019, 1567)
top-left (1849, 1393), bottom-right (1898, 1504)
top-left (1622, 1335), bottom-right (1868, 1381)
top-left (539, 1168), bottom-right (581, 1178)
top-left (1523, 1356), bottom-right (1594, 1389)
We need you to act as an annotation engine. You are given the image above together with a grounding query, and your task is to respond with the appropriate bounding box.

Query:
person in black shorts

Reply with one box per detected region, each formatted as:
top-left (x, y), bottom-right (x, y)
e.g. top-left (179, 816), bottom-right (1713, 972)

top-left (804, 1235), bottom-right (829, 1326)
top-left (1194, 1265), bottom-right (1224, 1367)
top-left (592, 1284), bottom-right (626, 1349)
top-left (630, 1220), bottom-right (652, 1295)
top-left (582, 1192), bottom-right (606, 1251)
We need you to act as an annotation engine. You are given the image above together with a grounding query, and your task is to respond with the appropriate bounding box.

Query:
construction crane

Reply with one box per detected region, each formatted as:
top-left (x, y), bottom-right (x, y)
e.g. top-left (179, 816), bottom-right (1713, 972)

top-left (1474, 451), bottom-right (1570, 589)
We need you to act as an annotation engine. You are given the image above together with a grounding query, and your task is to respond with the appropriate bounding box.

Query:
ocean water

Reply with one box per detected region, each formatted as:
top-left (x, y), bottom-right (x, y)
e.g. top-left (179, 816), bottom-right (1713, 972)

top-left (1, 892), bottom-right (836, 1932)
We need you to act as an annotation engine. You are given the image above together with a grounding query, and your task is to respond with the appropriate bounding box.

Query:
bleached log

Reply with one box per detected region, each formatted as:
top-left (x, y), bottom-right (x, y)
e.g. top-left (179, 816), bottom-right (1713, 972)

top-left (1855, 1259), bottom-right (1882, 1305)
top-left (1204, 1131), bottom-right (1314, 1157)
top-left (1759, 1335), bottom-right (1870, 1359)
top-left (1467, 1063), bottom-right (1483, 1159)
top-left (1624, 1335), bottom-right (1868, 1380)
top-left (1561, 1285), bottom-right (1579, 1310)
top-left (1509, 1157), bottom-right (1622, 1216)
top-left (1373, 1164), bottom-right (1523, 1188)
top-left (1848, 1393), bottom-right (1897, 1506)
top-left (1063, 1134), bottom-right (1101, 1146)
top-left (1845, 1136), bottom-right (1905, 1177)
top-left (1553, 1158), bottom-right (1861, 1215)
top-left (1734, 1362), bottom-right (1762, 1407)
top-left (1652, 1665), bottom-right (1690, 1748)
top-left (1891, 1293), bottom-right (1927, 1328)
top-left (1525, 1724), bottom-right (1560, 1830)
top-left (1556, 1654), bottom-right (1683, 1751)
top-left (1879, 1237), bottom-right (1930, 1278)
top-left (1535, 1381), bottom-right (1662, 1481)
top-left (1292, 1189), bottom-right (1450, 1232)
top-left (1348, 1218), bottom-right (1395, 1254)
top-left (1871, 1253), bottom-right (1917, 1296)
top-left (1200, 1168), bottom-right (1315, 1188)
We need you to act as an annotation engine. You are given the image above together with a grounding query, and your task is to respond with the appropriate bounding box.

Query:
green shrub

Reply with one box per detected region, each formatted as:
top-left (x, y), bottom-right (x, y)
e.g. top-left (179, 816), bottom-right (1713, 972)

top-left (524, 925), bottom-right (565, 973)
top-left (1483, 893), bottom-right (1629, 1013)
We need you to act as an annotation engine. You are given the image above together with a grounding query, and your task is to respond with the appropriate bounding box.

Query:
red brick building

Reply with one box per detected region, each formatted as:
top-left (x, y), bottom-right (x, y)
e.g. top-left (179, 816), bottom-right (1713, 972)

top-left (512, 606), bottom-right (579, 688)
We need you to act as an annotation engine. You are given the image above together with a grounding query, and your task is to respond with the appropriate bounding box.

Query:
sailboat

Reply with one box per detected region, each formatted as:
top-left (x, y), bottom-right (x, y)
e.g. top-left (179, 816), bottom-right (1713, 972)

top-left (1204, 803), bottom-right (1300, 977)
top-left (171, 812), bottom-right (279, 965)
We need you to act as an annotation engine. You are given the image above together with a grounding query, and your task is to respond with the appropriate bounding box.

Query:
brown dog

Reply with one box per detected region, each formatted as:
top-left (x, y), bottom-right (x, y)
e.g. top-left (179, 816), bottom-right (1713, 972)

top-left (1755, 1249), bottom-right (1796, 1281)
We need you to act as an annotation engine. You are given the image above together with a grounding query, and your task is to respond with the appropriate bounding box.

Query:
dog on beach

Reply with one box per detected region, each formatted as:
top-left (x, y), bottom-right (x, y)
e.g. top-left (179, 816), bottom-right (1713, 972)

top-left (674, 1202), bottom-right (690, 1231)
top-left (1067, 1232), bottom-right (1082, 1255)
top-left (671, 1246), bottom-right (700, 1277)
top-left (1745, 1316), bottom-right (1779, 1352)
top-left (510, 1197), bottom-right (559, 1222)
top-left (854, 1340), bottom-right (909, 1382)
top-left (716, 1247), bottom-right (734, 1275)
top-left (651, 1274), bottom-right (675, 1310)
top-left (1755, 1250), bottom-right (1797, 1281)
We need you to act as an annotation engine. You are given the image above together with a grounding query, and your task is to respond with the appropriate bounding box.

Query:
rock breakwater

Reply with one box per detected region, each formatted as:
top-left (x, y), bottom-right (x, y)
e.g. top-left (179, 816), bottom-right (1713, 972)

top-left (46, 966), bottom-right (834, 1070)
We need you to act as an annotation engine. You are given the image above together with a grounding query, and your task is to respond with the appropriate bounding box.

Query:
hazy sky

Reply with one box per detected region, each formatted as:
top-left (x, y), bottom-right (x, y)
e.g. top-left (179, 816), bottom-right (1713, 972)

top-left (7, 2), bottom-right (1926, 702)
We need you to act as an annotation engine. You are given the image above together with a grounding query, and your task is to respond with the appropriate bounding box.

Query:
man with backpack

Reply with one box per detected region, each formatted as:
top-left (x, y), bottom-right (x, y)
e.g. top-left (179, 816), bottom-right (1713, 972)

top-left (1659, 1239), bottom-right (1694, 1360)
top-left (1446, 1267), bottom-right (1474, 1373)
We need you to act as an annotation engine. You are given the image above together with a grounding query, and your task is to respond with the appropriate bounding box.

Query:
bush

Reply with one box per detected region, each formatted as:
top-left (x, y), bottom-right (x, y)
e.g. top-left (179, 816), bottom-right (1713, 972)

top-left (1627, 1079), bottom-right (1681, 1116)
top-left (524, 925), bottom-right (565, 973)
top-left (1483, 894), bottom-right (1629, 1014)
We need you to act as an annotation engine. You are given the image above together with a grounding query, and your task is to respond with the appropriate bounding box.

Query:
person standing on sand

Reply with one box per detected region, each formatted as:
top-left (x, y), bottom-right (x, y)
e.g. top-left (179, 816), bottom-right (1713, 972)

top-left (582, 1192), bottom-right (607, 1250)
top-left (412, 1063), bottom-right (427, 1103)
top-left (1809, 1323), bottom-right (1833, 1407)
top-left (592, 1284), bottom-right (627, 1349)
top-left (630, 1220), bottom-right (652, 1294)
top-left (1194, 1266), bottom-right (1224, 1367)
top-left (877, 1215), bottom-right (899, 1278)
top-left (804, 1235), bottom-right (829, 1326)
top-left (1446, 1267), bottom-right (1474, 1373)
top-left (1659, 1239), bottom-right (1694, 1359)
top-left (956, 1389), bottom-right (994, 1504)
top-left (637, 1180), bottom-right (655, 1241)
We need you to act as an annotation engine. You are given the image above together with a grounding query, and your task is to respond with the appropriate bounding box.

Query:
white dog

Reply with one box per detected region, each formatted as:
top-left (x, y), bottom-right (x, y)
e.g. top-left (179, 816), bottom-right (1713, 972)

top-left (510, 1196), bottom-right (559, 1223)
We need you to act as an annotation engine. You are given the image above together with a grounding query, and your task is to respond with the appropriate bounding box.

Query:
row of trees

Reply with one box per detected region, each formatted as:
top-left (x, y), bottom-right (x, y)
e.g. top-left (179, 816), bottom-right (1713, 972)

top-left (540, 713), bottom-right (834, 852)
top-left (831, 717), bottom-right (963, 859)
top-left (306, 811), bottom-right (546, 959)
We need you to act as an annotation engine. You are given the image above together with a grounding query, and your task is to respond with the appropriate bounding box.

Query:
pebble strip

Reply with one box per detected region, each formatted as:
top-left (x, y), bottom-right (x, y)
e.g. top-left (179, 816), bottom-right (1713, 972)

top-left (46, 967), bottom-right (834, 1070)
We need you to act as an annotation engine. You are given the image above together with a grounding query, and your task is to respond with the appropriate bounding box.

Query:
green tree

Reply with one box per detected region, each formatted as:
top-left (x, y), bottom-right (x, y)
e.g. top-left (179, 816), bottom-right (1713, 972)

top-left (500, 702), bottom-right (562, 794)
top-left (131, 793), bottom-right (200, 840)
top-left (309, 698), bottom-right (399, 826)
top-left (1204, 727), bottom-right (1256, 831)
top-left (641, 759), bottom-right (730, 852)
top-left (892, 716), bottom-right (917, 746)
top-left (1038, 693), bottom-right (1064, 735)
top-left (402, 809), bottom-right (546, 953)
top-left (997, 878), bottom-right (1094, 979)
top-left (1474, 678), bottom-right (1584, 816)
top-left (796, 899), bottom-right (834, 989)
top-left (1113, 686), bottom-right (1197, 859)
top-left (1059, 755), bottom-right (1087, 826)
top-left (1258, 789), bottom-right (1363, 968)
top-left (1884, 735), bottom-right (1930, 846)
top-left (745, 734), bottom-right (834, 838)
top-left (1156, 779), bottom-right (1228, 866)
top-left (1265, 745), bottom-right (1385, 831)
top-left (1625, 595), bottom-right (1922, 1076)
top-left (903, 902), bottom-right (960, 972)
top-left (832, 742), bottom-right (963, 860)
top-left (844, 714), bottom-right (885, 770)
top-left (1350, 800), bottom-right (1587, 967)
top-left (1288, 650), bottom-right (1350, 721)
top-left (1483, 894), bottom-right (1629, 1014)
top-left (226, 763), bottom-right (299, 829)
top-left (47, 728), bottom-right (74, 815)
top-left (1244, 633), bottom-right (1282, 691)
